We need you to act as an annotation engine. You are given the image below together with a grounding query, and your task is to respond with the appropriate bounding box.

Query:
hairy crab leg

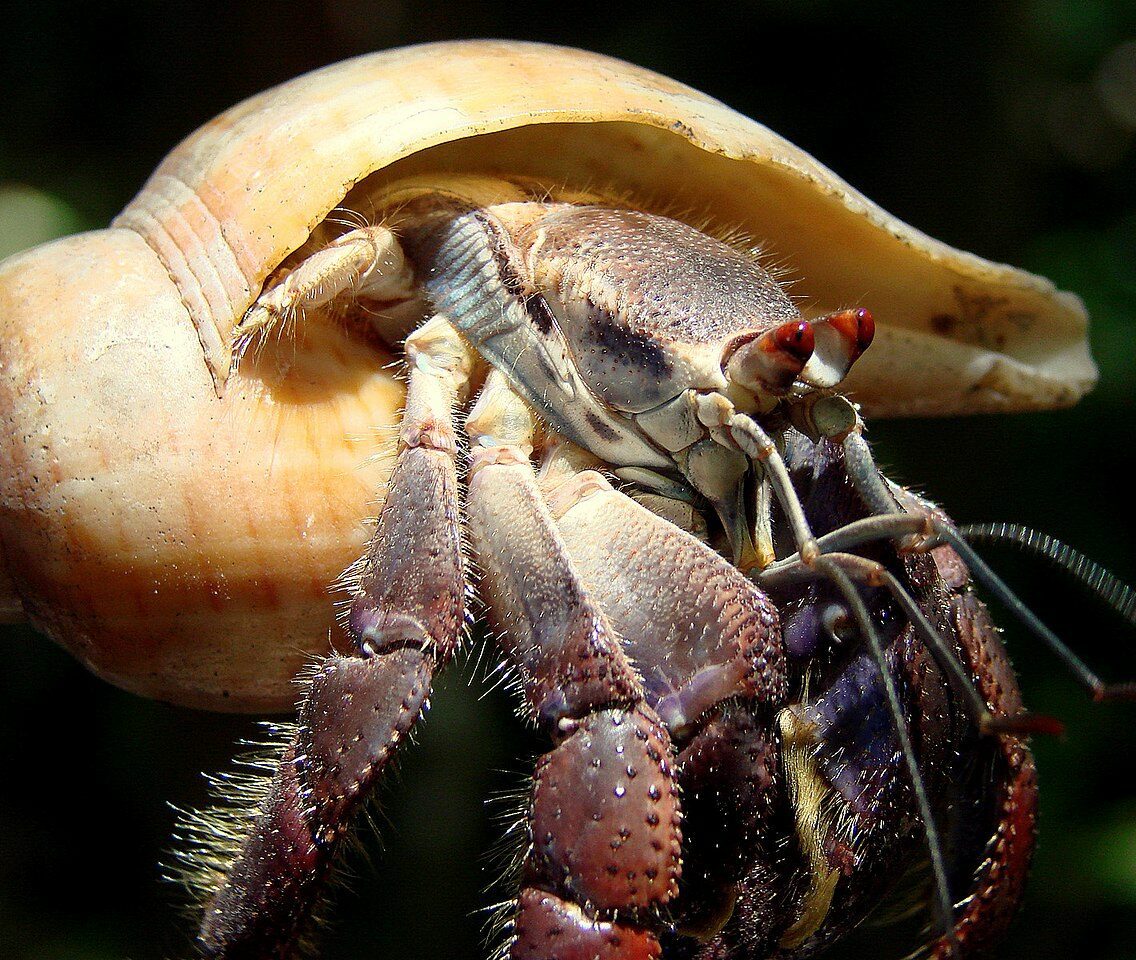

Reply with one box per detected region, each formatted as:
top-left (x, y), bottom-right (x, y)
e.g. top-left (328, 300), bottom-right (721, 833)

top-left (925, 547), bottom-right (1040, 958)
top-left (194, 317), bottom-right (472, 959)
top-left (541, 456), bottom-right (786, 739)
top-left (464, 372), bottom-right (682, 960)
top-left (751, 434), bottom-right (1046, 954)
top-left (231, 223), bottom-right (416, 355)
top-left (771, 548), bottom-right (1041, 957)
top-left (807, 555), bottom-right (959, 947)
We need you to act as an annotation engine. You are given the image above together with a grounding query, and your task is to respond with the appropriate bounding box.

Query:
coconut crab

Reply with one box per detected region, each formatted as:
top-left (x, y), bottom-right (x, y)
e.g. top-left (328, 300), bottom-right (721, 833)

top-left (1, 38), bottom-right (1132, 960)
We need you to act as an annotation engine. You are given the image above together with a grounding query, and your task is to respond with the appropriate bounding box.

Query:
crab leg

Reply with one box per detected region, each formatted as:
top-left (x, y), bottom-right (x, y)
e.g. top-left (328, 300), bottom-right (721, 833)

top-left (927, 556), bottom-right (1040, 957)
top-left (539, 452), bottom-right (797, 947)
top-left (539, 447), bottom-right (786, 737)
top-left (196, 317), bottom-right (472, 959)
top-left (464, 373), bottom-right (682, 960)
top-left (232, 222), bottom-right (416, 351)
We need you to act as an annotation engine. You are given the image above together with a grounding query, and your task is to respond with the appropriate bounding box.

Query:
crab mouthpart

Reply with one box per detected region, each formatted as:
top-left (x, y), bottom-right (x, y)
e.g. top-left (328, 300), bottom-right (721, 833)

top-left (725, 319), bottom-right (816, 395)
top-left (800, 308), bottom-right (875, 388)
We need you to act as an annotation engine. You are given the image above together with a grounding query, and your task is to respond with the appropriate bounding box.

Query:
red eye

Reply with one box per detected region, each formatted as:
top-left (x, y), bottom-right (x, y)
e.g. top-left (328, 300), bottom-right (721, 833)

top-left (772, 319), bottom-right (816, 363)
top-left (827, 307), bottom-right (875, 359)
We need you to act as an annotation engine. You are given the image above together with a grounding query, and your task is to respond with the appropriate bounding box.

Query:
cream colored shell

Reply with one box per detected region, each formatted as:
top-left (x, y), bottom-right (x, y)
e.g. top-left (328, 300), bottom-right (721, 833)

top-left (0, 40), bottom-right (1095, 710)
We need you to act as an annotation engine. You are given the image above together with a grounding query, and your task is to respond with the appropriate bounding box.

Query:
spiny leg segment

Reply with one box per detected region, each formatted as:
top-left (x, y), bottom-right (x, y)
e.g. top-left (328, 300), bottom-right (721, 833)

top-left (538, 449), bottom-right (792, 951)
top-left (464, 369), bottom-right (804, 956)
top-left (465, 371), bottom-right (683, 960)
top-left (194, 317), bottom-right (472, 958)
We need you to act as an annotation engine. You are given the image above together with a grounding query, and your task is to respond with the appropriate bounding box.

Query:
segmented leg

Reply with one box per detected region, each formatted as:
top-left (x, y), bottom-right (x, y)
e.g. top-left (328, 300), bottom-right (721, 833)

top-left (197, 317), bottom-right (473, 958)
top-left (464, 373), bottom-right (682, 960)
top-left (539, 456), bottom-right (793, 948)
top-left (234, 224), bottom-right (416, 349)
top-left (763, 542), bottom-right (1040, 959)
top-left (541, 456), bottom-right (785, 732)
top-left (751, 430), bottom-right (1044, 957)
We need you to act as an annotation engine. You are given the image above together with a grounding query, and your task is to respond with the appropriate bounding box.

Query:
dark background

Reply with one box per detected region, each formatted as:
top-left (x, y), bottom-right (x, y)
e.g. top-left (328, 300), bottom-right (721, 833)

top-left (1, 2), bottom-right (1134, 959)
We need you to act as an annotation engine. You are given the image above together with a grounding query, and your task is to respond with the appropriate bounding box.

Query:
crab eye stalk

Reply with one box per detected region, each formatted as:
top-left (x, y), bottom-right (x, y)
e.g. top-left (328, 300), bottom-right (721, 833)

top-left (725, 319), bottom-right (816, 395)
top-left (800, 307), bottom-right (875, 388)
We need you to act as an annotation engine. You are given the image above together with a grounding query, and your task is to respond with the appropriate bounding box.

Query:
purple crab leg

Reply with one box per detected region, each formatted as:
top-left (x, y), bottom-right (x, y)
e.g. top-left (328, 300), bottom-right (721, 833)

top-left (196, 318), bottom-right (473, 959)
top-left (464, 373), bottom-right (682, 960)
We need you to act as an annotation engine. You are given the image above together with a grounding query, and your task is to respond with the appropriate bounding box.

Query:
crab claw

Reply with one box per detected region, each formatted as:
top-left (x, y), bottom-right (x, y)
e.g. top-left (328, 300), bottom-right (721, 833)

top-left (725, 319), bottom-right (816, 395)
top-left (800, 307), bottom-right (875, 388)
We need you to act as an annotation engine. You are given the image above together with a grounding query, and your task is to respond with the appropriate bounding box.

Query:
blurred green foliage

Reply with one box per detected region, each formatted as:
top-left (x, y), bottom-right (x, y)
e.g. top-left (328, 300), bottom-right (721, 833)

top-left (1, 2), bottom-right (1134, 959)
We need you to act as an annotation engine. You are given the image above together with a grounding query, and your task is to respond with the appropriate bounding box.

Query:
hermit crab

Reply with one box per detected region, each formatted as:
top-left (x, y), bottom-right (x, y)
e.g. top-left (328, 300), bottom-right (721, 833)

top-left (1, 38), bottom-right (1131, 960)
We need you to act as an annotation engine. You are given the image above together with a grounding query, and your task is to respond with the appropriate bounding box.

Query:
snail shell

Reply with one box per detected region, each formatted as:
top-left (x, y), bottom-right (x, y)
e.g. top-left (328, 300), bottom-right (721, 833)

top-left (0, 40), bottom-right (1094, 710)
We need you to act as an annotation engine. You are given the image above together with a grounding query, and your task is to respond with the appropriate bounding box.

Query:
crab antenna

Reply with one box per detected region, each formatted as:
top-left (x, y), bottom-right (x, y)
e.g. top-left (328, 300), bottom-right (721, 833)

top-left (960, 522), bottom-right (1136, 627)
top-left (933, 524), bottom-right (1136, 703)
top-left (834, 404), bottom-right (1136, 703)
top-left (811, 556), bottom-right (958, 948)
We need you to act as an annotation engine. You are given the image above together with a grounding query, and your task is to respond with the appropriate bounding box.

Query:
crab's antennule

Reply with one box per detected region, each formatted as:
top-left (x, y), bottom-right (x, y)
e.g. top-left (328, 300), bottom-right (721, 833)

top-left (961, 522), bottom-right (1136, 627)
top-left (800, 308), bottom-right (875, 389)
top-left (725, 319), bottom-right (816, 396)
top-left (935, 524), bottom-right (1136, 703)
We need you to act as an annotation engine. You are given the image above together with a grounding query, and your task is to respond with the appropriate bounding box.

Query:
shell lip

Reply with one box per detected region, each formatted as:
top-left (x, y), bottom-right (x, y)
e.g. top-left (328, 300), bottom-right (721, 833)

top-left (111, 38), bottom-right (1095, 416)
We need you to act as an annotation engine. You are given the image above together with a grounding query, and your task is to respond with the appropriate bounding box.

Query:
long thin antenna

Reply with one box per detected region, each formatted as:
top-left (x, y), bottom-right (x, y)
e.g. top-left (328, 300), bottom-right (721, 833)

top-left (935, 525), bottom-right (1136, 702)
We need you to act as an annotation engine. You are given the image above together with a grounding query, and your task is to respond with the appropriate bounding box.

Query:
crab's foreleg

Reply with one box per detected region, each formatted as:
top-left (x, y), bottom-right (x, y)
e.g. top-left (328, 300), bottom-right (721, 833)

top-left (233, 223), bottom-right (417, 353)
top-left (196, 317), bottom-right (473, 959)
top-left (464, 372), bottom-right (682, 960)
